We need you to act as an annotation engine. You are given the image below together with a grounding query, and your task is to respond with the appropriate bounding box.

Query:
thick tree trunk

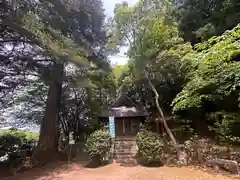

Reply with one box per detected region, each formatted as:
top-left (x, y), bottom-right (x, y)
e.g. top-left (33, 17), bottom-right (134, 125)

top-left (33, 61), bottom-right (64, 164)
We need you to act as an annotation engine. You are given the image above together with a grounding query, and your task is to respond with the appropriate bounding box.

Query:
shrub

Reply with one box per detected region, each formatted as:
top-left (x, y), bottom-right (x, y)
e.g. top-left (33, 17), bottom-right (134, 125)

top-left (206, 111), bottom-right (240, 144)
top-left (0, 134), bottom-right (22, 156)
top-left (0, 129), bottom-right (39, 142)
top-left (0, 134), bottom-right (24, 166)
top-left (136, 130), bottom-right (164, 166)
top-left (85, 130), bottom-right (112, 165)
top-left (0, 129), bottom-right (39, 167)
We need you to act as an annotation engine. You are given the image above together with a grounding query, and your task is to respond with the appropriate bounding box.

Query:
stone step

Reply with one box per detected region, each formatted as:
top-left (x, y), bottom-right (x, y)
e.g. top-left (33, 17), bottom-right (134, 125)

top-left (115, 144), bottom-right (136, 147)
top-left (115, 149), bottom-right (136, 152)
top-left (115, 138), bottom-right (135, 141)
top-left (115, 159), bottom-right (137, 164)
top-left (115, 153), bottom-right (137, 156)
top-left (116, 158), bottom-right (137, 161)
top-left (115, 146), bottom-right (135, 149)
top-left (115, 142), bottom-right (136, 145)
top-left (115, 155), bottom-right (136, 159)
top-left (115, 139), bottom-right (136, 142)
top-left (115, 152), bottom-right (137, 155)
top-left (115, 151), bottom-right (137, 156)
top-left (115, 148), bottom-right (137, 152)
top-left (115, 141), bottom-right (135, 144)
top-left (115, 141), bottom-right (135, 143)
top-left (115, 142), bottom-right (135, 144)
top-left (114, 139), bottom-right (137, 163)
top-left (115, 152), bottom-right (136, 155)
top-left (115, 154), bottom-right (136, 159)
top-left (115, 149), bottom-right (137, 152)
top-left (115, 137), bottom-right (135, 141)
top-left (115, 143), bottom-right (136, 146)
top-left (115, 145), bottom-right (135, 148)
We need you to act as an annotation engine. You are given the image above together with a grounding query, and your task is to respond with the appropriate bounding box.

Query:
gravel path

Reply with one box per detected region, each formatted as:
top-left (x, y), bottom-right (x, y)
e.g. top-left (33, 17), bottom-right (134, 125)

top-left (4, 162), bottom-right (239, 180)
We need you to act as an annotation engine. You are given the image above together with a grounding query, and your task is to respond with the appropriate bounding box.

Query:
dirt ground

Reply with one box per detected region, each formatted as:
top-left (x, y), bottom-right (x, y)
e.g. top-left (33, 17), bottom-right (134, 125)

top-left (2, 161), bottom-right (239, 180)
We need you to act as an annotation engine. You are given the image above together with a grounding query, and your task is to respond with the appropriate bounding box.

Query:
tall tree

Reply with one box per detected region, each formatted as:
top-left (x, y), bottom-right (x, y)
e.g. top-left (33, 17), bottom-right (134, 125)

top-left (1, 0), bottom-right (111, 162)
top-left (109, 1), bottom-right (190, 149)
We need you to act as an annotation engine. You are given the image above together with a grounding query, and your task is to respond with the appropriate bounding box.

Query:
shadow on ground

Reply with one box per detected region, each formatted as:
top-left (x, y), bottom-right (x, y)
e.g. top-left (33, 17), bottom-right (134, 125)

top-left (84, 160), bottom-right (112, 168)
top-left (2, 161), bottom-right (72, 180)
top-left (1, 152), bottom-right (89, 180)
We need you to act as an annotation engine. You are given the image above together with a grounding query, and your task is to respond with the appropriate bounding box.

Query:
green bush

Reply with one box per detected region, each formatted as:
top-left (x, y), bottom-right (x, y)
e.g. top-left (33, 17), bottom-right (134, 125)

top-left (0, 129), bottom-right (39, 166)
top-left (206, 111), bottom-right (240, 143)
top-left (85, 130), bottom-right (112, 165)
top-left (136, 130), bottom-right (164, 166)
top-left (0, 134), bottom-right (22, 156)
top-left (0, 129), bottom-right (39, 142)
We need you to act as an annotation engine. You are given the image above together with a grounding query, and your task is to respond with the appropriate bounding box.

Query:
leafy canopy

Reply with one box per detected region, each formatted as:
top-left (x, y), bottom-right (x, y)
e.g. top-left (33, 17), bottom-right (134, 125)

top-left (172, 24), bottom-right (240, 113)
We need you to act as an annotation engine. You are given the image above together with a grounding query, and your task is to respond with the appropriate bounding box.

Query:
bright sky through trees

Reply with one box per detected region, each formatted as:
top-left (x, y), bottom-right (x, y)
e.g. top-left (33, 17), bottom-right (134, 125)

top-left (103, 0), bottom-right (139, 65)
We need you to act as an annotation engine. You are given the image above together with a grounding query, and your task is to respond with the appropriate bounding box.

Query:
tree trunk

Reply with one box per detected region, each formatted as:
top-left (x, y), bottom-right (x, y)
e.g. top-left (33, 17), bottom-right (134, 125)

top-left (145, 73), bottom-right (177, 145)
top-left (33, 61), bottom-right (64, 164)
top-left (145, 73), bottom-right (189, 165)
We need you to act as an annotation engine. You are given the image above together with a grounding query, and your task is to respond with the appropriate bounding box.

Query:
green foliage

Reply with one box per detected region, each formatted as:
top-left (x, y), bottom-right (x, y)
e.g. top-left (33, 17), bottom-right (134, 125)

top-left (22, 12), bottom-right (88, 67)
top-left (206, 112), bottom-right (240, 143)
top-left (172, 24), bottom-right (240, 113)
top-left (112, 64), bottom-right (129, 80)
top-left (111, 0), bottom-right (240, 147)
top-left (0, 134), bottom-right (22, 157)
top-left (136, 130), bottom-right (164, 165)
top-left (0, 129), bottom-right (38, 166)
top-left (175, 0), bottom-right (240, 43)
top-left (1, 0), bottom-right (115, 155)
top-left (85, 130), bottom-right (112, 163)
top-left (109, 0), bottom-right (188, 116)
top-left (0, 129), bottom-right (39, 142)
top-left (171, 24), bottom-right (240, 144)
top-left (195, 23), bottom-right (216, 41)
top-left (195, 24), bottom-right (240, 64)
top-left (172, 116), bottom-right (194, 137)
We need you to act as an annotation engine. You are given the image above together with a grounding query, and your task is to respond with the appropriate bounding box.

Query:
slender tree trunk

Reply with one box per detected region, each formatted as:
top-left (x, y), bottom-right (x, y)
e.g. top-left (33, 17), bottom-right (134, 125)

top-left (146, 73), bottom-right (189, 165)
top-left (33, 61), bottom-right (64, 164)
top-left (145, 73), bottom-right (177, 145)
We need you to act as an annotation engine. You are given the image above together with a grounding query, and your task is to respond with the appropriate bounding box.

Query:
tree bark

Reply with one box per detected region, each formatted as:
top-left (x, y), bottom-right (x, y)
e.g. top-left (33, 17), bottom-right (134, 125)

top-left (33, 61), bottom-right (64, 164)
top-left (145, 73), bottom-right (177, 145)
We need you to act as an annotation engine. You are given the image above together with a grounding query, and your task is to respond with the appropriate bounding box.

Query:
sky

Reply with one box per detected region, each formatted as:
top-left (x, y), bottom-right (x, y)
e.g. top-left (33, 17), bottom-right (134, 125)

top-left (103, 0), bottom-right (139, 65)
